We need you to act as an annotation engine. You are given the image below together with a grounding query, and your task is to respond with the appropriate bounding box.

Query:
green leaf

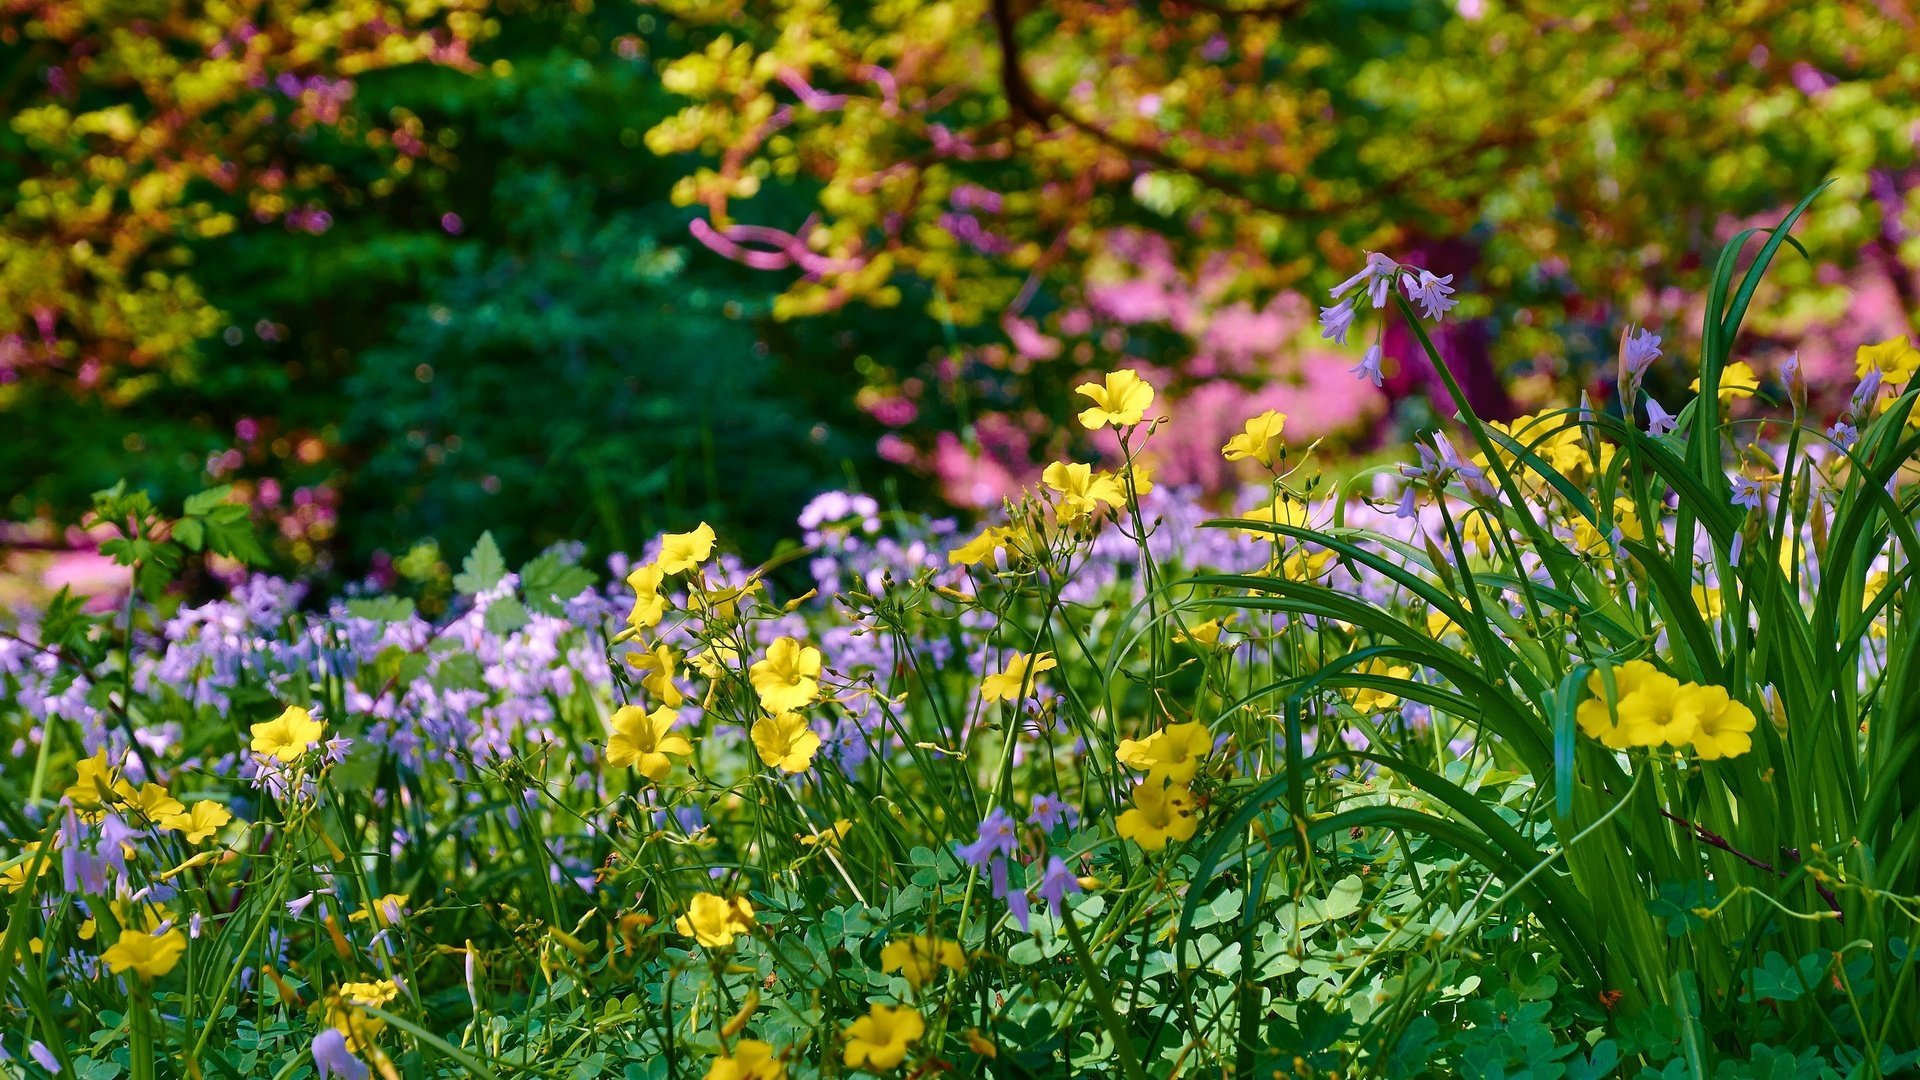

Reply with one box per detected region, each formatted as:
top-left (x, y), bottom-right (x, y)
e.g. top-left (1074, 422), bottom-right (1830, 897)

top-left (182, 486), bottom-right (234, 516)
top-left (484, 596), bottom-right (530, 634)
top-left (521, 550), bottom-right (596, 615)
top-left (347, 596), bottom-right (417, 623)
top-left (454, 531), bottom-right (508, 595)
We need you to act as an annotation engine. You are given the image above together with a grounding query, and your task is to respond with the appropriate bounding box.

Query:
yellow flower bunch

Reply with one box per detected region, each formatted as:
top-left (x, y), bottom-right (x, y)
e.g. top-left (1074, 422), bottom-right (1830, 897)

top-left (1576, 661), bottom-right (1758, 759)
top-left (1856, 336), bottom-right (1920, 382)
top-left (624, 523), bottom-right (718, 633)
top-left (1478, 411), bottom-right (1611, 481)
top-left (1113, 721), bottom-right (1212, 851)
top-left (1041, 461), bottom-right (1126, 523)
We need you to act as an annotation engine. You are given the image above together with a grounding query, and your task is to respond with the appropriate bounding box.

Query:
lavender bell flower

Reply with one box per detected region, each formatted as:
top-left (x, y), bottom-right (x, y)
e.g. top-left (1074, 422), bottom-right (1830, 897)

top-left (1852, 367), bottom-right (1884, 418)
top-left (1351, 344), bottom-right (1384, 387)
top-left (312, 1029), bottom-right (370, 1080)
top-left (1037, 855), bottom-right (1082, 916)
top-left (1782, 350), bottom-right (1806, 414)
top-left (1405, 270), bottom-right (1457, 322)
top-left (1618, 325), bottom-right (1662, 401)
top-left (1318, 298), bottom-right (1356, 345)
top-left (1730, 475), bottom-right (1764, 511)
top-left (1645, 397), bottom-right (1677, 437)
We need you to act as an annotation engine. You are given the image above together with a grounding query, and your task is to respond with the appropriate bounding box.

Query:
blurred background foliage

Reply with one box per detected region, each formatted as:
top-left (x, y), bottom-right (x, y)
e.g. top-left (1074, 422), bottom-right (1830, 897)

top-left (5, 0), bottom-right (1920, 587)
top-left (3, 0), bottom-right (946, 579)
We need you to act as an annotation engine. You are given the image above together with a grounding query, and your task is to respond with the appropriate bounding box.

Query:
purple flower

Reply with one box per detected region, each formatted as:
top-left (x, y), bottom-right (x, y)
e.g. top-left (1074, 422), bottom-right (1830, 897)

top-left (1782, 350), bottom-right (1806, 411)
top-left (1332, 252), bottom-right (1402, 309)
top-left (1037, 855), bottom-right (1082, 916)
top-left (1405, 270), bottom-right (1457, 322)
top-left (1007, 889), bottom-right (1031, 932)
top-left (1351, 344), bottom-right (1384, 387)
top-left (1828, 420), bottom-right (1859, 451)
top-left (1730, 475), bottom-right (1764, 511)
top-left (312, 1029), bottom-right (370, 1080)
top-left (1027, 793), bottom-right (1079, 833)
top-left (1317, 299), bottom-right (1356, 345)
top-left (1645, 397), bottom-right (1677, 437)
top-left (1852, 367), bottom-right (1884, 417)
top-left (29, 1041), bottom-right (61, 1074)
top-left (955, 807), bottom-right (1018, 870)
top-left (1619, 325), bottom-right (1661, 400)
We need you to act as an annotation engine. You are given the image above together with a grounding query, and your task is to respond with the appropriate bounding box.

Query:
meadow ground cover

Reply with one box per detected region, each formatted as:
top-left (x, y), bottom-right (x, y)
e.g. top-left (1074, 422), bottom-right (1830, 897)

top-left (5, 202), bottom-right (1920, 1078)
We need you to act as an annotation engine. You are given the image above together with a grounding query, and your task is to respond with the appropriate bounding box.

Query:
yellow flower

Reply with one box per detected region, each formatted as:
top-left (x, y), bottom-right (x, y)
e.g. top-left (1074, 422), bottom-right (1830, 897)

top-left (690, 578), bottom-right (763, 619)
top-left (350, 893), bottom-right (410, 928)
top-left (250, 705), bottom-right (325, 763)
top-left (1616, 670), bottom-right (1695, 747)
top-left (800, 819), bottom-right (854, 847)
top-left (101, 927), bottom-right (186, 980)
top-left (1221, 409), bottom-right (1288, 467)
top-left (1344, 657), bottom-right (1412, 714)
top-left (657, 523), bottom-right (717, 575)
top-left (1173, 618), bottom-right (1229, 648)
top-left (1115, 721), bottom-right (1213, 784)
top-left (326, 978), bottom-right (401, 1052)
top-left (1, 843), bottom-right (51, 892)
top-left (1122, 459), bottom-right (1156, 496)
top-left (1856, 336), bottom-right (1920, 383)
top-left (118, 782), bottom-right (184, 824)
top-left (949, 525), bottom-right (1011, 567)
top-left (1041, 462), bottom-right (1125, 522)
top-left (676, 892), bottom-right (755, 948)
top-left (1675, 684), bottom-right (1757, 760)
top-left (605, 705), bottom-right (693, 781)
top-left (626, 562), bottom-right (668, 630)
top-left (706, 1040), bottom-right (786, 1080)
top-left (1235, 495), bottom-right (1310, 534)
top-left (880, 934), bottom-right (967, 988)
top-left (980, 652), bottom-right (1057, 703)
top-left (1479, 412), bottom-right (1596, 478)
top-left (1693, 585), bottom-right (1725, 621)
top-left (692, 641), bottom-right (742, 680)
top-left (842, 1003), bottom-right (925, 1071)
top-left (627, 642), bottom-right (687, 707)
top-left (64, 750), bottom-right (120, 808)
top-left (1073, 368), bottom-right (1155, 430)
top-left (1689, 361), bottom-right (1760, 401)
top-left (749, 638), bottom-right (823, 713)
top-left (1425, 609), bottom-right (1461, 639)
top-left (1575, 660), bottom-right (1660, 749)
top-left (752, 712), bottom-right (821, 773)
top-left (1278, 546), bottom-right (1337, 582)
top-left (160, 801), bottom-right (233, 844)
top-left (1115, 780), bottom-right (1199, 852)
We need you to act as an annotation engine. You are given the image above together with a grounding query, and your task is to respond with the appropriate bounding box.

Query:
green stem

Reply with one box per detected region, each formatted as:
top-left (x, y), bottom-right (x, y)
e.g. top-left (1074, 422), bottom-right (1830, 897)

top-left (130, 980), bottom-right (155, 1080)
